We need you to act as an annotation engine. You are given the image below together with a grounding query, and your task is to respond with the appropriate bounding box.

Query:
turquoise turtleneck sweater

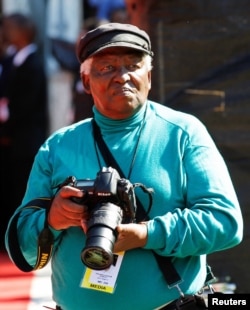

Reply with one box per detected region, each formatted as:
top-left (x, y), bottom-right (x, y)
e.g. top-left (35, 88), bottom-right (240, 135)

top-left (5, 101), bottom-right (242, 310)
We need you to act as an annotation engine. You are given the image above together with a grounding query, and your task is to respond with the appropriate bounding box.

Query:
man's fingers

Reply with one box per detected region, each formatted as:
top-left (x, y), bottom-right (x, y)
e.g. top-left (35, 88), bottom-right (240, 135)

top-left (59, 186), bottom-right (84, 199)
top-left (48, 186), bottom-right (88, 230)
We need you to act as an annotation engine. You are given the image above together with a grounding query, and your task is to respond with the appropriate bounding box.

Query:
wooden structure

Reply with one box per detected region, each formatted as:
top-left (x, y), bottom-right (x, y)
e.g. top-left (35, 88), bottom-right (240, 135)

top-left (126, 0), bottom-right (250, 293)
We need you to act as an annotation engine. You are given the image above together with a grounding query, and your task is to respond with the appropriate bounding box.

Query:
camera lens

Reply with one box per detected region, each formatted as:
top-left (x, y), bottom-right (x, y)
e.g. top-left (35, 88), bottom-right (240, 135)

top-left (81, 202), bottom-right (123, 270)
top-left (81, 226), bottom-right (115, 270)
top-left (82, 248), bottom-right (112, 270)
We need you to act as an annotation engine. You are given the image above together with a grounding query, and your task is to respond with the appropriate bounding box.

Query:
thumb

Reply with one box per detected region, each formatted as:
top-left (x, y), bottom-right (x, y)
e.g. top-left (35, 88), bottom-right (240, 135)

top-left (81, 219), bottom-right (88, 234)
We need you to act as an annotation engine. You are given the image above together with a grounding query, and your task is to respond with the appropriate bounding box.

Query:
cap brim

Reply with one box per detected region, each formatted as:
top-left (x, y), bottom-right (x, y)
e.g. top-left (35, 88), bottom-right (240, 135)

top-left (89, 42), bottom-right (152, 58)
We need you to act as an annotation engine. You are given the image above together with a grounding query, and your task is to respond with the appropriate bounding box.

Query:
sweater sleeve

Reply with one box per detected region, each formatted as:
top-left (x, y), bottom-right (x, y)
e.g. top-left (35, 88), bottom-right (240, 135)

top-left (144, 118), bottom-right (243, 257)
top-left (5, 140), bottom-right (64, 268)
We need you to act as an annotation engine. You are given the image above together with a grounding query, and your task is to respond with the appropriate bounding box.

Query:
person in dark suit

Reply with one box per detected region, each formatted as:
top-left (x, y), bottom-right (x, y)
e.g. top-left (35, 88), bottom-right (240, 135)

top-left (0, 13), bottom-right (48, 249)
top-left (0, 18), bottom-right (15, 250)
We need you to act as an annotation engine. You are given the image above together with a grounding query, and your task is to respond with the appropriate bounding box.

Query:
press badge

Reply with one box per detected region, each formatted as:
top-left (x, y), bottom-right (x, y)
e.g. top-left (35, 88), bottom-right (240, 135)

top-left (80, 252), bottom-right (125, 294)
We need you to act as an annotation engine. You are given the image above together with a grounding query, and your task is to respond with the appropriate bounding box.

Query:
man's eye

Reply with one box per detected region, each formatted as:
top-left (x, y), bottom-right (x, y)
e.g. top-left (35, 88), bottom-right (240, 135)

top-left (101, 65), bottom-right (114, 72)
top-left (127, 64), bottom-right (140, 70)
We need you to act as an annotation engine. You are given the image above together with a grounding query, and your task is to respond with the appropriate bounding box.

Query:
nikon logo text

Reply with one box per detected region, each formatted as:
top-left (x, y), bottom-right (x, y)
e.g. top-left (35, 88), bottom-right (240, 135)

top-left (37, 253), bottom-right (49, 269)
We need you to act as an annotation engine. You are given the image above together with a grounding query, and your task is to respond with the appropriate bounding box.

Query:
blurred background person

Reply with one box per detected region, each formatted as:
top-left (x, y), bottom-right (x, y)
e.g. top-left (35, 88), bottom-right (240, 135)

top-left (71, 17), bottom-right (98, 122)
top-left (0, 13), bottom-right (48, 249)
top-left (0, 17), bottom-right (15, 250)
top-left (86, 0), bottom-right (126, 25)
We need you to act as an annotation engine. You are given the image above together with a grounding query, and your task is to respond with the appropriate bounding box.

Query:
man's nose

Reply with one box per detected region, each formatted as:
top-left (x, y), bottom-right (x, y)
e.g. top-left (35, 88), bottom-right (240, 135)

top-left (114, 66), bottom-right (130, 82)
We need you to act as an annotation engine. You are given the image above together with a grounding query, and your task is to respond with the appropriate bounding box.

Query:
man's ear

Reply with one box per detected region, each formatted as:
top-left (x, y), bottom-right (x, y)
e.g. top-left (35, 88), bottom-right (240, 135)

top-left (148, 70), bottom-right (152, 91)
top-left (81, 74), bottom-right (91, 94)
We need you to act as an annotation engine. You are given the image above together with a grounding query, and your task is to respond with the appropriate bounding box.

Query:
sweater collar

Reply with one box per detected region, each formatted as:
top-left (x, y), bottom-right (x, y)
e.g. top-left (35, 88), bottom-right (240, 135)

top-left (93, 102), bottom-right (148, 133)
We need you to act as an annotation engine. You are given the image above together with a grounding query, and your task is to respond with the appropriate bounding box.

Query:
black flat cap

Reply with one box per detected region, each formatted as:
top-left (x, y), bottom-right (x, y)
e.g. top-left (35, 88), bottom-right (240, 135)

top-left (77, 23), bottom-right (153, 63)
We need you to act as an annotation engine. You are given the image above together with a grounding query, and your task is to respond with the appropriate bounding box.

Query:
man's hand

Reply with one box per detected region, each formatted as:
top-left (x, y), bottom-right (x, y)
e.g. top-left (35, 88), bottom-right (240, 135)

top-left (48, 186), bottom-right (89, 230)
top-left (113, 223), bottom-right (148, 253)
top-left (81, 219), bottom-right (148, 253)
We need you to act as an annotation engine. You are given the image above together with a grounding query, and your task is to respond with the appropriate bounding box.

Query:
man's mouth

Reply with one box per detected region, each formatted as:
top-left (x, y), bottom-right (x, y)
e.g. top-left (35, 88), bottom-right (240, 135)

top-left (113, 87), bottom-right (133, 96)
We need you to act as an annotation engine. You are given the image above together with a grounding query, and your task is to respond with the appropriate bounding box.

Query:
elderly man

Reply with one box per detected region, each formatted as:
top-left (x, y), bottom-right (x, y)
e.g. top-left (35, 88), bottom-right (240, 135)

top-left (5, 23), bottom-right (243, 310)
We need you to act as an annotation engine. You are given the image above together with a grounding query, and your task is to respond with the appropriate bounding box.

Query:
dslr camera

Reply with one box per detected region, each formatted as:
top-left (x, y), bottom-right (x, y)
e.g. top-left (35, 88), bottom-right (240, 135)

top-left (70, 167), bottom-right (138, 270)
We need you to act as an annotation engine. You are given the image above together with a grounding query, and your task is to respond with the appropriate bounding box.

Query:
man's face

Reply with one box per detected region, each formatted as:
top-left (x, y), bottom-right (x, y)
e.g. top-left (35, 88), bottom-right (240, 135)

top-left (3, 19), bottom-right (21, 46)
top-left (82, 47), bottom-right (152, 119)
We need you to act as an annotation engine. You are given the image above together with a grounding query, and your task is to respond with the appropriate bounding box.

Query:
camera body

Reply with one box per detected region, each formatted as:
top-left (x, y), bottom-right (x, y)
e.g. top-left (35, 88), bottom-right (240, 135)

top-left (71, 167), bottom-right (137, 270)
top-left (72, 166), bottom-right (137, 224)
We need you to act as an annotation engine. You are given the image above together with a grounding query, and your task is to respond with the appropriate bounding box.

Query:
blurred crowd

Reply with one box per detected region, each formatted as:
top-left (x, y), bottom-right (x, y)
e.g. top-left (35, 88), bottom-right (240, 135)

top-left (0, 13), bottom-right (48, 249)
top-left (84, 0), bottom-right (127, 25)
top-left (0, 1), bottom-right (128, 250)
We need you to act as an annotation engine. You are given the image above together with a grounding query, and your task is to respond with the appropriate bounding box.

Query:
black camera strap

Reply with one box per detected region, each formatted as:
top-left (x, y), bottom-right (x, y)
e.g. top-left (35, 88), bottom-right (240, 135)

top-left (7, 198), bottom-right (54, 272)
top-left (92, 119), bottom-right (182, 287)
